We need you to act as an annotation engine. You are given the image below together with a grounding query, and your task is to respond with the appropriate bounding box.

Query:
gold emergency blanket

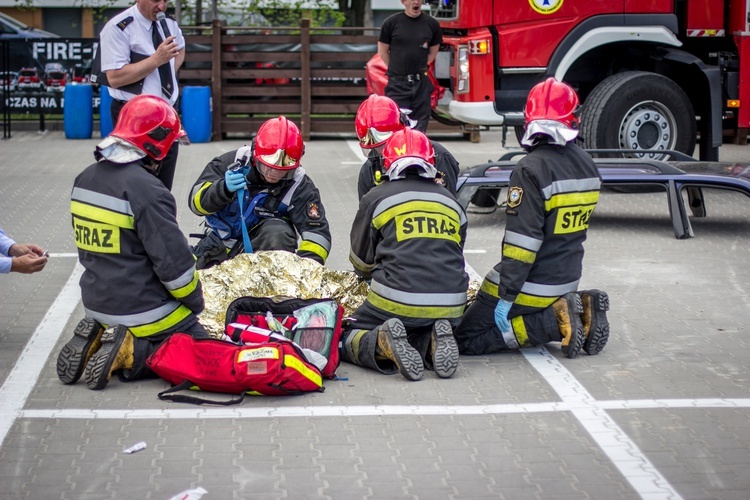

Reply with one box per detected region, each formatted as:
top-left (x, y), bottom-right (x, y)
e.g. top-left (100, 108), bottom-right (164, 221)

top-left (197, 251), bottom-right (369, 337)
top-left (197, 250), bottom-right (481, 337)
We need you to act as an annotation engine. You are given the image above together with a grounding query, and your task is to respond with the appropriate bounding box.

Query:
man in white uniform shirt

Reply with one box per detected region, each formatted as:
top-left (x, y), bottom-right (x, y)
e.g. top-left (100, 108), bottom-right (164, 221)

top-left (99, 0), bottom-right (185, 190)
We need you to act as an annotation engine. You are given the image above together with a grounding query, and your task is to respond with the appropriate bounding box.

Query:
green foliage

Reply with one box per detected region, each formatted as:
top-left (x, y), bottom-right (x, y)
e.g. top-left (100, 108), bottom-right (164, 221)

top-left (12, 0), bottom-right (121, 23)
top-left (224, 0), bottom-right (345, 28)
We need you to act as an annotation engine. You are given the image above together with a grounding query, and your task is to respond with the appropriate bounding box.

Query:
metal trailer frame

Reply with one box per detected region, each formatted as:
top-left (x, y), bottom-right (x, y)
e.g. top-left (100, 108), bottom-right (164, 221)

top-left (456, 149), bottom-right (750, 239)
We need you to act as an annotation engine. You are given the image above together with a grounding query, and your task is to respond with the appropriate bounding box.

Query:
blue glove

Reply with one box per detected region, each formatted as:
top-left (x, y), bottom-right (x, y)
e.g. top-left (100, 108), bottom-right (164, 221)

top-left (225, 169), bottom-right (247, 193)
top-left (494, 299), bottom-right (513, 332)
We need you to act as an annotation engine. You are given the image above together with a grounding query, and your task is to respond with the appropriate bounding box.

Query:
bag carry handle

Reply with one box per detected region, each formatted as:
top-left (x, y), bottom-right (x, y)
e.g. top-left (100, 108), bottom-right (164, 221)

top-left (157, 380), bottom-right (246, 406)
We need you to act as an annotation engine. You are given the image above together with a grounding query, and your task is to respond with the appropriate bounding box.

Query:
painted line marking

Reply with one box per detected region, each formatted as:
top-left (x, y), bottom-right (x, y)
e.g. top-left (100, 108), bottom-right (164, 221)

top-left (0, 262), bottom-right (84, 445)
top-left (18, 398), bottom-right (750, 420)
top-left (524, 347), bottom-right (682, 499)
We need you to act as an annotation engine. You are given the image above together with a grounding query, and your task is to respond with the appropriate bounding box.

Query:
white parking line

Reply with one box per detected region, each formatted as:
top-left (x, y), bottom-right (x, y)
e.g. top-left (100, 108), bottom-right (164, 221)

top-left (524, 348), bottom-right (683, 499)
top-left (0, 261), bottom-right (83, 445)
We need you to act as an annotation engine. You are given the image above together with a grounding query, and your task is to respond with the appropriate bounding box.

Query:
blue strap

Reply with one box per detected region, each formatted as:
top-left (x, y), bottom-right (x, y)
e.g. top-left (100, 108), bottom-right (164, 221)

top-left (236, 187), bottom-right (253, 253)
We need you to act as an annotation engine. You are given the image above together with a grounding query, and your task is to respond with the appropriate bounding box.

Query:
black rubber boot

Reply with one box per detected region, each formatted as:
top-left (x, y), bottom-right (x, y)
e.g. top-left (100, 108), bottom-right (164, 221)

top-left (56, 318), bottom-right (104, 384)
top-left (579, 290), bottom-right (610, 355)
top-left (553, 292), bottom-right (584, 359)
top-left (374, 319), bottom-right (424, 381)
top-left (84, 325), bottom-right (135, 390)
top-left (430, 320), bottom-right (458, 378)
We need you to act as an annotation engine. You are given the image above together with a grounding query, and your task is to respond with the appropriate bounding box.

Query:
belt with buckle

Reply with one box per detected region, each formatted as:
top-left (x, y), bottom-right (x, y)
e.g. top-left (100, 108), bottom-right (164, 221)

top-left (391, 73), bottom-right (425, 82)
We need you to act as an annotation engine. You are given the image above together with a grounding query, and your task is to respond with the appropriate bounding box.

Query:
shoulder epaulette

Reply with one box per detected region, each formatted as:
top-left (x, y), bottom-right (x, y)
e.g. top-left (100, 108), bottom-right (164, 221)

top-left (116, 16), bottom-right (134, 30)
top-left (165, 12), bottom-right (176, 21)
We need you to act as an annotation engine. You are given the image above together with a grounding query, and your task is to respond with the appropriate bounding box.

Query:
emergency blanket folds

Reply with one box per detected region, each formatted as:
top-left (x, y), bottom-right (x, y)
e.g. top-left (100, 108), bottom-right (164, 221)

top-left (146, 333), bottom-right (324, 405)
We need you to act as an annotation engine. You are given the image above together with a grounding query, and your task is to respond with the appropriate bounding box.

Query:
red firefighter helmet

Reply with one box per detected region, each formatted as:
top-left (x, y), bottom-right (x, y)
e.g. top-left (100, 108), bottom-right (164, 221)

top-left (110, 95), bottom-right (185, 161)
top-left (253, 116), bottom-right (304, 170)
top-left (355, 94), bottom-right (406, 149)
top-left (524, 77), bottom-right (580, 129)
top-left (381, 128), bottom-right (437, 180)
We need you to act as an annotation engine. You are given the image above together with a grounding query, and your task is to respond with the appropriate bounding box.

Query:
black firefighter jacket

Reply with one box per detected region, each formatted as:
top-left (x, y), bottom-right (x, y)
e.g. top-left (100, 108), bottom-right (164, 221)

top-left (350, 175), bottom-right (469, 320)
top-left (479, 142), bottom-right (602, 315)
top-left (188, 150), bottom-right (332, 264)
top-left (71, 159), bottom-right (204, 338)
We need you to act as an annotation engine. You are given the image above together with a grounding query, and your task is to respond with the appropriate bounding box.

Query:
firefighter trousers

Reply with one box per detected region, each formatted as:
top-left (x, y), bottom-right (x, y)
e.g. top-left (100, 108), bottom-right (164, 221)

top-left (454, 293), bottom-right (561, 355)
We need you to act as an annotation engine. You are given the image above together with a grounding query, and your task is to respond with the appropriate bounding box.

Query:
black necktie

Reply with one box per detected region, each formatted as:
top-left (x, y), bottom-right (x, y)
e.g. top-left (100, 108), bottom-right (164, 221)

top-left (151, 21), bottom-right (174, 99)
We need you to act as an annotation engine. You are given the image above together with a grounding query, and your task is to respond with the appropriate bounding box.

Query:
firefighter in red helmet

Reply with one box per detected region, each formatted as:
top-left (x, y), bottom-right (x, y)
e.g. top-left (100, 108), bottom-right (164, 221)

top-left (454, 77), bottom-right (610, 358)
top-left (342, 128), bottom-right (469, 381)
top-left (58, 94), bottom-right (207, 390)
top-left (189, 116), bottom-right (331, 269)
top-left (354, 94), bottom-right (460, 200)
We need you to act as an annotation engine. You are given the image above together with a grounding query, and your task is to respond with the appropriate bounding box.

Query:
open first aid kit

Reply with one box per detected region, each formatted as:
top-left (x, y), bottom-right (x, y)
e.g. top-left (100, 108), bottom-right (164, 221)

top-left (146, 297), bottom-right (344, 405)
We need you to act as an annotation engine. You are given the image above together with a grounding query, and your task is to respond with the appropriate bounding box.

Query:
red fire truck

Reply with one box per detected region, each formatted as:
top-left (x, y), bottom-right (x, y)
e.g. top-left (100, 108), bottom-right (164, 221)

top-left (427, 0), bottom-right (749, 160)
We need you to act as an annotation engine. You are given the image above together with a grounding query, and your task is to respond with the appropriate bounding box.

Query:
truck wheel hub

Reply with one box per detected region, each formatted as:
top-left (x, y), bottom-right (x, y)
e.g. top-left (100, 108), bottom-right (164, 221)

top-left (619, 101), bottom-right (676, 158)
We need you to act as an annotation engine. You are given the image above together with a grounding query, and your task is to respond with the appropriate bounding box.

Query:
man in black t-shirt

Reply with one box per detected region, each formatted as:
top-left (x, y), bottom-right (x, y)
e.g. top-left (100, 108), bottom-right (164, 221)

top-left (378, 0), bottom-right (442, 132)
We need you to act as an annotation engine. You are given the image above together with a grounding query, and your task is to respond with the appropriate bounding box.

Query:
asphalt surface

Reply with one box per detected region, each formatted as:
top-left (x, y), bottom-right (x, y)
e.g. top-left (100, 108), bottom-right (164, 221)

top-left (1, 127), bottom-right (749, 500)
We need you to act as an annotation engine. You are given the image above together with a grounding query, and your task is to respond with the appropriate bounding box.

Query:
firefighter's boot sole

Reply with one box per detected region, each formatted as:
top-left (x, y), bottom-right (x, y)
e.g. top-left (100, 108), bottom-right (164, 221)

top-left (84, 325), bottom-right (134, 390)
top-left (581, 290), bottom-right (610, 355)
top-left (376, 318), bottom-right (423, 381)
top-left (431, 320), bottom-right (458, 378)
top-left (56, 318), bottom-right (104, 384)
top-left (557, 292), bottom-right (585, 359)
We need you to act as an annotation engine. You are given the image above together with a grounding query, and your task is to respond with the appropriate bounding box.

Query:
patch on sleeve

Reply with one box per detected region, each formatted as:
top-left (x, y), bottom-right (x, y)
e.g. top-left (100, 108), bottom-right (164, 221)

top-left (307, 202), bottom-right (321, 220)
top-left (507, 186), bottom-right (523, 208)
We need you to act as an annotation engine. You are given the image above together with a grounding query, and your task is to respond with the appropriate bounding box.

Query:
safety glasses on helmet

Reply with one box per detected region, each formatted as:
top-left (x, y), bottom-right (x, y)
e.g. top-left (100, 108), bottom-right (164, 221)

top-left (257, 149), bottom-right (298, 168)
top-left (257, 162), bottom-right (297, 183)
top-left (359, 127), bottom-right (394, 148)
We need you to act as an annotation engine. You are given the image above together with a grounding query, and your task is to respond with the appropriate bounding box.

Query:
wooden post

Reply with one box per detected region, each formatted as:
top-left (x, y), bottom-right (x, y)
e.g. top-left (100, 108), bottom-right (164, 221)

top-left (300, 18), bottom-right (311, 141)
top-left (211, 19), bottom-right (222, 141)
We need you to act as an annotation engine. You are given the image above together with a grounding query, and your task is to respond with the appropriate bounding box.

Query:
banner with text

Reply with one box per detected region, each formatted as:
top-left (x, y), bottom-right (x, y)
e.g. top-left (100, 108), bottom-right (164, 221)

top-left (1, 39), bottom-right (100, 113)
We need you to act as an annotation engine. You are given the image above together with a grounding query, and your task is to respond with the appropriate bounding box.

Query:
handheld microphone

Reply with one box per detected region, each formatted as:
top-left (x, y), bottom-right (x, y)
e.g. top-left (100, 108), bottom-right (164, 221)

top-left (156, 12), bottom-right (171, 38)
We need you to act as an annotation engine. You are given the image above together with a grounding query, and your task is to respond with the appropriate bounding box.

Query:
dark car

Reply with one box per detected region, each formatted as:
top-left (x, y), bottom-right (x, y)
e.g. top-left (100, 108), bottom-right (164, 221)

top-left (0, 12), bottom-right (58, 39)
top-left (17, 67), bottom-right (45, 91)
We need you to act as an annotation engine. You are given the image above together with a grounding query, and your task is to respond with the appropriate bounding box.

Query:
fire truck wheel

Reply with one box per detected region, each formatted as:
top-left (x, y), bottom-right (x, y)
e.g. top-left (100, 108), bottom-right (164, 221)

top-left (580, 71), bottom-right (696, 160)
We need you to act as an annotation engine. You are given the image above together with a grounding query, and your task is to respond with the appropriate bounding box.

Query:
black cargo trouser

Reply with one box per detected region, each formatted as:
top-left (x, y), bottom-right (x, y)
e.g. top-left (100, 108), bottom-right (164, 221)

top-left (385, 76), bottom-right (433, 133)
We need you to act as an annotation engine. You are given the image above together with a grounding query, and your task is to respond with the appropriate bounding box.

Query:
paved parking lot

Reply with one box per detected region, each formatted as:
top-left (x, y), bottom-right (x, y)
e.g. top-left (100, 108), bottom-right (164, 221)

top-left (1, 128), bottom-right (749, 499)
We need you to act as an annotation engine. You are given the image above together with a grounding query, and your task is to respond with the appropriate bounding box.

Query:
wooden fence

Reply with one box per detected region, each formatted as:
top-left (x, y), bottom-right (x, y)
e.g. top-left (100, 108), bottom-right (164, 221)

top-left (179, 19), bottom-right (469, 141)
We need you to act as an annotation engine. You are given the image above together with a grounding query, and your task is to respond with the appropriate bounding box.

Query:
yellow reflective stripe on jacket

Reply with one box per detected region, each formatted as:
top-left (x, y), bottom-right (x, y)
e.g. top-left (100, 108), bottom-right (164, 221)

top-left (71, 200), bottom-right (135, 229)
top-left (514, 293), bottom-right (557, 309)
top-left (480, 278), bottom-right (500, 298)
top-left (298, 240), bottom-right (329, 262)
top-left (543, 191), bottom-right (600, 211)
top-left (191, 182), bottom-right (213, 215)
top-left (128, 305), bottom-right (193, 337)
top-left (502, 243), bottom-right (536, 264)
top-left (368, 289), bottom-right (465, 319)
top-left (372, 200), bottom-right (460, 231)
top-left (169, 271), bottom-right (200, 299)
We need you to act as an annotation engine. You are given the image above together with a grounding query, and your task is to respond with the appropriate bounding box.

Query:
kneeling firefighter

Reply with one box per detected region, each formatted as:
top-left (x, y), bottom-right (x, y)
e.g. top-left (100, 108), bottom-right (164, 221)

top-left (341, 128), bottom-right (469, 381)
top-left (57, 95), bottom-right (208, 390)
top-left (188, 116), bottom-right (331, 269)
top-left (453, 78), bottom-right (610, 358)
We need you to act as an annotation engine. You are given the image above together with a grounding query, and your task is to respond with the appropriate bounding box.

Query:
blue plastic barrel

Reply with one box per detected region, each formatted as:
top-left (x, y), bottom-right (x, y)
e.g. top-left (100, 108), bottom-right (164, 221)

top-left (181, 86), bottom-right (212, 143)
top-left (99, 86), bottom-right (114, 138)
top-left (64, 84), bottom-right (93, 139)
